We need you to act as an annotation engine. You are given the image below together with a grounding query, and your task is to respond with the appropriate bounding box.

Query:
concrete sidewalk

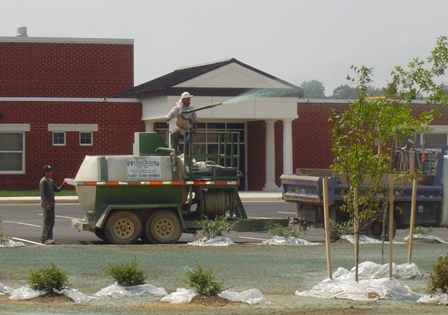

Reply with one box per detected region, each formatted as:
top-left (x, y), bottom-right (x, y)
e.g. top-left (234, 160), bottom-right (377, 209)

top-left (0, 191), bottom-right (283, 204)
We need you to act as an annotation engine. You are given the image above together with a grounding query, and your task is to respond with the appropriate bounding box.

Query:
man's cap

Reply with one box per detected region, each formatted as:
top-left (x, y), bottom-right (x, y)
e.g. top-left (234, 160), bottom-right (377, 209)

top-left (42, 165), bottom-right (53, 172)
top-left (181, 92), bottom-right (193, 99)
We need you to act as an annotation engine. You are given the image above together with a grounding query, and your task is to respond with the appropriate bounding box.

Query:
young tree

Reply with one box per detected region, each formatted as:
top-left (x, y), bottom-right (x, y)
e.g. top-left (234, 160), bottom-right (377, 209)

top-left (330, 36), bottom-right (448, 281)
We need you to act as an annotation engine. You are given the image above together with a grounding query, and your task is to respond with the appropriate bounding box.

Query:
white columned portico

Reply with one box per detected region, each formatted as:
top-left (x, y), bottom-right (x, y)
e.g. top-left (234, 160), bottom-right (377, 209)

top-left (263, 119), bottom-right (279, 191)
top-left (283, 118), bottom-right (294, 175)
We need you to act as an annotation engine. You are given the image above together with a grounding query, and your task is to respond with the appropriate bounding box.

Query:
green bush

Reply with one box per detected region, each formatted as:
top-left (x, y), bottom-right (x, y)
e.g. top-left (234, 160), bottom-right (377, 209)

top-left (183, 261), bottom-right (226, 296)
top-left (105, 257), bottom-right (147, 287)
top-left (331, 220), bottom-right (354, 236)
top-left (428, 252), bottom-right (448, 294)
top-left (28, 261), bottom-right (69, 291)
top-left (198, 215), bottom-right (237, 239)
top-left (266, 221), bottom-right (310, 239)
top-left (406, 226), bottom-right (433, 236)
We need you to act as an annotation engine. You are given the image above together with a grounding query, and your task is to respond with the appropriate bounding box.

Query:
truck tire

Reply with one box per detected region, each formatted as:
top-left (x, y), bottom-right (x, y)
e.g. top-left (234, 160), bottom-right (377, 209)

top-left (104, 211), bottom-right (142, 244)
top-left (145, 210), bottom-right (182, 244)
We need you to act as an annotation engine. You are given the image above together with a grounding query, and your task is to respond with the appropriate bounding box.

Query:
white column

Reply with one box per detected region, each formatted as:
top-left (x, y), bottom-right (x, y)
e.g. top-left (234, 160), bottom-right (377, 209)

top-left (283, 118), bottom-right (294, 175)
top-left (263, 119), bottom-right (279, 191)
top-left (145, 121), bottom-right (154, 132)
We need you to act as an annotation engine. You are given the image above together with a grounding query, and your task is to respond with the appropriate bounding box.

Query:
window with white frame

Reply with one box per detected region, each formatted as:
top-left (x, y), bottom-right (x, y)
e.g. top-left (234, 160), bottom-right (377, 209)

top-left (52, 132), bottom-right (66, 146)
top-left (80, 132), bottom-right (93, 145)
top-left (0, 124), bottom-right (30, 174)
top-left (48, 124), bottom-right (98, 146)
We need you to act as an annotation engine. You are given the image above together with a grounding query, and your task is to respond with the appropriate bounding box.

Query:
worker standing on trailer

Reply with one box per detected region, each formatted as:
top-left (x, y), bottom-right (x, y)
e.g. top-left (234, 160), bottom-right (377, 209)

top-left (166, 91), bottom-right (198, 154)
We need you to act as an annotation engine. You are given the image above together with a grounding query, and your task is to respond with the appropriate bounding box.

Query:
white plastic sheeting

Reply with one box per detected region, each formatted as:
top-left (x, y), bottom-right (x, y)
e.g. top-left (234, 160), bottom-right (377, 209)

top-left (160, 288), bottom-right (197, 303)
top-left (333, 261), bottom-right (421, 280)
top-left (2, 282), bottom-right (264, 305)
top-left (404, 234), bottom-right (448, 244)
top-left (6, 283), bottom-right (167, 303)
top-left (296, 261), bottom-right (422, 301)
top-left (340, 234), bottom-right (406, 244)
top-left (94, 283), bottom-right (167, 298)
top-left (417, 293), bottom-right (448, 305)
top-left (0, 239), bottom-right (25, 248)
top-left (262, 235), bottom-right (321, 246)
top-left (187, 236), bottom-right (234, 246)
top-left (9, 286), bottom-right (46, 300)
top-left (160, 288), bottom-right (265, 304)
top-left (0, 283), bottom-right (13, 295)
top-left (219, 288), bottom-right (265, 304)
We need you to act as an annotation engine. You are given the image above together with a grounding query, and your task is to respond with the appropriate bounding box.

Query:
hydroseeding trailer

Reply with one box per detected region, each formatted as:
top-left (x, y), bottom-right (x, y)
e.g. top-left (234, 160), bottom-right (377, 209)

top-left (66, 129), bottom-right (287, 244)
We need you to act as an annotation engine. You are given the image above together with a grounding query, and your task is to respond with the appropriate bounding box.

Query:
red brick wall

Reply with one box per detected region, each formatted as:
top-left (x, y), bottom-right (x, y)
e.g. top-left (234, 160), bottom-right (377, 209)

top-left (294, 101), bottom-right (448, 171)
top-left (247, 121), bottom-right (266, 190)
top-left (295, 102), bottom-right (347, 170)
top-left (0, 42), bottom-right (134, 98)
top-left (246, 120), bottom-right (285, 189)
top-left (0, 100), bottom-right (144, 190)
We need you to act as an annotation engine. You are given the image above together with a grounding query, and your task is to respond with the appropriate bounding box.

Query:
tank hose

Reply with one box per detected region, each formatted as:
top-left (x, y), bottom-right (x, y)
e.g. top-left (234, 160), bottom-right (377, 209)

top-left (203, 190), bottom-right (230, 216)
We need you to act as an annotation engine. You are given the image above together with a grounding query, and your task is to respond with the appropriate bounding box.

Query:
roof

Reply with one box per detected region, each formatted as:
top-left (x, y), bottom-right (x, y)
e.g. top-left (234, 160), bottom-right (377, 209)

top-left (114, 58), bottom-right (303, 98)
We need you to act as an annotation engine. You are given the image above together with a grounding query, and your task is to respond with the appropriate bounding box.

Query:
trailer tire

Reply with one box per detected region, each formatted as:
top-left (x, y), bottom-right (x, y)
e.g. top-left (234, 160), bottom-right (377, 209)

top-left (104, 211), bottom-right (142, 244)
top-left (145, 210), bottom-right (182, 244)
top-left (369, 218), bottom-right (397, 240)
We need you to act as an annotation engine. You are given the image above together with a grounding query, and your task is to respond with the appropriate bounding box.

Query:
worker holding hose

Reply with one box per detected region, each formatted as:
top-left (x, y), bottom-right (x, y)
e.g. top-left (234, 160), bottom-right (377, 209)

top-left (166, 91), bottom-right (198, 154)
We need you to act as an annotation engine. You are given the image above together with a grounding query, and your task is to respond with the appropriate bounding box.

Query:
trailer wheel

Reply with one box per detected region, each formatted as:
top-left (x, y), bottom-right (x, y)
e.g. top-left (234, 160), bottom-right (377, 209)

top-left (145, 210), bottom-right (182, 244)
top-left (104, 211), bottom-right (142, 244)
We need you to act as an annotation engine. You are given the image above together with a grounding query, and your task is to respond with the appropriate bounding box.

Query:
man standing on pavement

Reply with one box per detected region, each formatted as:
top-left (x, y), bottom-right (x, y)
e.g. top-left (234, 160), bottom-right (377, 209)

top-left (165, 91), bottom-right (198, 154)
top-left (39, 165), bottom-right (65, 245)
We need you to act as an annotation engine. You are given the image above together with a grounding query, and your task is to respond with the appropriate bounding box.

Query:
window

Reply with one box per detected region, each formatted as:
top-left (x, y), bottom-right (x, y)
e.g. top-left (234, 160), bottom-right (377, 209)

top-left (48, 124), bottom-right (97, 146)
top-left (80, 132), bottom-right (93, 145)
top-left (52, 132), bottom-right (66, 146)
top-left (0, 132), bottom-right (25, 173)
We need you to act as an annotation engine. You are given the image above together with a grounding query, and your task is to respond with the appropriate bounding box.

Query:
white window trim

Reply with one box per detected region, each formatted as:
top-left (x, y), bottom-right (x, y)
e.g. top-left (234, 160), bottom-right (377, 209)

top-left (0, 124), bottom-right (29, 174)
top-left (79, 132), bottom-right (93, 146)
top-left (48, 124), bottom-right (98, 132)
top-left (52, 132), bottom-right (66, 146)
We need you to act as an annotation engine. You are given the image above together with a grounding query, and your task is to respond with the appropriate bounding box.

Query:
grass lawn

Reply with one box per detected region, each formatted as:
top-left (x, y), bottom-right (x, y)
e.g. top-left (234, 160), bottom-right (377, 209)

top-left (0, 190), bottom-right (77, 197)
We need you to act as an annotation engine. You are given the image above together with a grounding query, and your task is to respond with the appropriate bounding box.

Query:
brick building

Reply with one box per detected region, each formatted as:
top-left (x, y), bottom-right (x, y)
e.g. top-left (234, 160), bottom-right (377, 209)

top-left (5, 30), bottom-right (444, 192)
top-left (0, 28), bottom-right (144, 189)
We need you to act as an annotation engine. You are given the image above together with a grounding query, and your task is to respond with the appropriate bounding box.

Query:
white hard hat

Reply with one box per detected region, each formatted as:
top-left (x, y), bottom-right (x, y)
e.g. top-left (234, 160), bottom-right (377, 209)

top-left (181, 92), bottom-right (193, 99)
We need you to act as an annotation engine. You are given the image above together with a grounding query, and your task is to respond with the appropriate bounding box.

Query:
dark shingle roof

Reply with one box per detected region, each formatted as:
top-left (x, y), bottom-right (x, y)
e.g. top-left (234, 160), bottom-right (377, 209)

top-left (114, 58), bottom-right (302, 98)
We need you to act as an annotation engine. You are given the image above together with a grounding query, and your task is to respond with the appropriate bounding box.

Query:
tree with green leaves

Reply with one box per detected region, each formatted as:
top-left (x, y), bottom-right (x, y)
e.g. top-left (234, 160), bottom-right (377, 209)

top-left (301, 80), bottom-right (327, 99)
top-left (331, 84), bottom-right (358, 99)
top-left (330, 36), bottom-right (448, 281)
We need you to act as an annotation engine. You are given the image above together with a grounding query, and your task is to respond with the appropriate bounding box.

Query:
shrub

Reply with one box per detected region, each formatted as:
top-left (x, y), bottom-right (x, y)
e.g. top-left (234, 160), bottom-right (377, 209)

top-left (183, 261), bottom-right (226, 296)
top-left (406, 226), bottom-right (433, 236)
top-left (28, 261), bottom-right (69, 291)
top-left (331, 220), bottom-right (354, 236)
top-left (266, 221), bottom-right (310, 239)
top-left (428, 252), bottom-right (448, 294)
top-left (105, 257), bottom-right (147, 287)
top-left (198, 215), bottom-right (237, 239)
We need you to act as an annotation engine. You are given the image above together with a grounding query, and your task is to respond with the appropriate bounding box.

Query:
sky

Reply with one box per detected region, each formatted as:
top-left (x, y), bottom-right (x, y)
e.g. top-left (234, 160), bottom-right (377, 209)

top-left (1, 0), bottom-right (447, 96)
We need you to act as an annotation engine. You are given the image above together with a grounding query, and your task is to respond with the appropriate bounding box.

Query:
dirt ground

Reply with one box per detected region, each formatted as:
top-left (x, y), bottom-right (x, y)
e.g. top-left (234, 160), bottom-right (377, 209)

top-left (1, 240), bottom-right (447, 314)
